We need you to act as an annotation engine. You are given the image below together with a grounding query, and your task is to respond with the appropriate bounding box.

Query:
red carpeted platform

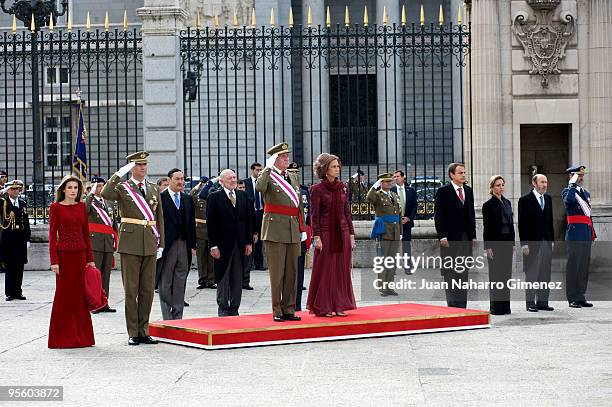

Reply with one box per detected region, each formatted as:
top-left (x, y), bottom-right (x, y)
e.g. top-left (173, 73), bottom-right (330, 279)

top-left (149, 303), bottom-right (489, 349)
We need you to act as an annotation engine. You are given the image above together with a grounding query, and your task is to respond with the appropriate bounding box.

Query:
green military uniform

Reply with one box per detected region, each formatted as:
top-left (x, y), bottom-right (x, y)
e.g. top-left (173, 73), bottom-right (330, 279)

top-left (85, 177), bottom-right (117, 305)
top-left (349, 172), bottom-right (370, 220)
top-left (256, 142), bottom-right (305, 319)
top-left (190, 180), bottom-right (215, 288)
top-left (367, 173), bottom-right (401, 296)
top-left (101, 151), bottom-right (165, 339)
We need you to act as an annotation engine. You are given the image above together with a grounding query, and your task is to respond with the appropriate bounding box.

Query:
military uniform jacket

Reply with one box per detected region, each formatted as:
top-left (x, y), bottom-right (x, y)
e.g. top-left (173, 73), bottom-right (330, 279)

top-left (255, 167), bottom-right (305, 244)
top-left (101, 174), bottom-right (165, 256)
top-left (367, 187), bottom-right (402, 241)
top-left (190, 182), bottom-right (209, 241)
top-left (562, 185), bottom-right (595, 241)
top-left (85, 194), bottom-right (117, 253)
top-left (0, 196), bottom-right (31, 264)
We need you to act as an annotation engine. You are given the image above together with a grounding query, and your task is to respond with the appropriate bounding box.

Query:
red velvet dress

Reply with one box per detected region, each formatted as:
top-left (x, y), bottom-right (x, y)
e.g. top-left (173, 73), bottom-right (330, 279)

top-left (48, 202), bottom-right (95, 349)
top-left (306, 180), bottom-right (357, 316)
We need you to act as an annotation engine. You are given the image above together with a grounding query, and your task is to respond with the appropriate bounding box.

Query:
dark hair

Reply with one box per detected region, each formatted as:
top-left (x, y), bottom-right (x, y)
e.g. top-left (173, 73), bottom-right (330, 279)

top-left (237, 180), bottom-right (246, 185)
top-left (250, 162), bottom-right (262, 170)
top-left (394, 170), bottom-right (405, 177)
top-left (167, 168), bottom-right (183, 179)
top-left (447, 163), bottom-right (465, 178)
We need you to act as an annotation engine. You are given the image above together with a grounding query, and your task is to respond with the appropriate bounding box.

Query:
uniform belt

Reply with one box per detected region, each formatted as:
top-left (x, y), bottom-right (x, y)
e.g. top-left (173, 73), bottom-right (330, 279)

top-left (195, 218), bottom-right (207, 224)
top-left (264, 203), bottom-right (305, 232)
top-left (567, 215), bottom-right (596, 241)
top-left (121, 217), bottom-right (156, 227)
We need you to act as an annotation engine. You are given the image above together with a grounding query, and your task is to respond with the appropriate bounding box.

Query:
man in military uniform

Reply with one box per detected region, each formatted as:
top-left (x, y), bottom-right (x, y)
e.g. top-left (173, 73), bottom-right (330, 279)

top-left (256, 142), bottom-right (306, 322)
top-left (287, 162), bottom-right (311, 311)
top-left (349, 169), bottom-right (369, 220)
top-left (0, 170), bottom-right (7, 276)
top-left (86, 176), bottom-right (117, 313)
top-left (562, 165), bottom-right (596, 308)
top-left (367, 173), bottom-right (402, 296)
top-left (190, 176), bottom-right (216, 290)
top-left (0, 180), bottom-right (31, 301)
top-left (102, 151), bottom-right (165, 345)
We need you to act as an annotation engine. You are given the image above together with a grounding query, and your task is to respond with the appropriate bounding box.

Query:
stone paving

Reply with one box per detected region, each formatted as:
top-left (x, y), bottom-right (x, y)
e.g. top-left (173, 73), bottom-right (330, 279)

top-left (1, 267), bottom-right (611, 406)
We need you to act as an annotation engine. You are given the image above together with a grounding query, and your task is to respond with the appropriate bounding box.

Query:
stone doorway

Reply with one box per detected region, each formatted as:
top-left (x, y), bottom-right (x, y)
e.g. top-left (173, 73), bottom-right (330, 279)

top-left (520, 124), bottom-right (570, 242)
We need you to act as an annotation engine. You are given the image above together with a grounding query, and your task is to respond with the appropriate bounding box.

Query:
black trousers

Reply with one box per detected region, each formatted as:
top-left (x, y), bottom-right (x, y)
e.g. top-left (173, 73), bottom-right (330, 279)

top-left (4, 261), bottom-right (24, 297)
top-left (252, 210), bottom-right (265, 268)
top-left (295, 245), bottom-right (307, 311)
top-left (440, 233), bottom-right (472, 308)
top-left (566, 241), bottom-right (591, 303)
top-left (486, 239), bottom-right (514, 314)
top-left (524, 241), bottom-right (552, 306)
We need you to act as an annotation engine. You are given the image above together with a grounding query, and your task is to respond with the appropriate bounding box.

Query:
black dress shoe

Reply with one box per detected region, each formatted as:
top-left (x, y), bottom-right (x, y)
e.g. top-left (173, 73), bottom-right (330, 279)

top-left (139, 336), bottom-right (158, 344)
top-left (273, 315), bottom-right (285, 322)
top-left (579, 301), bottom-right (593, 307)
top-left (104, 306), bottom-right (117, 313)
top-left (283, 314), bottom-right (301, 321)
top-left (302, 286), bottom-right (307, 291)
top-left (569, 301), bottom-right (582, 308)
top-left (196, 284), bottom-right (206, 290)
top-left (380, 291), bottom-right (389, 297)
top-left (242, 285), bottom-right (254, 290)
top-left (128, 337), bottom-right (140, 346)
top-left (184, 301), bottom-right (190, 307)
top-left (387, 289), bottom-right (399, 296)
top-left (15, 295), bottom-right (26, 300)
top-left (537, 305), bottom-right (554, 311)
top-left (5, 296), bottom-right (14, 301)
top-left (208, 283), bottom-right (217, 289)
top-left (527, 306), bottom-right (539, 312)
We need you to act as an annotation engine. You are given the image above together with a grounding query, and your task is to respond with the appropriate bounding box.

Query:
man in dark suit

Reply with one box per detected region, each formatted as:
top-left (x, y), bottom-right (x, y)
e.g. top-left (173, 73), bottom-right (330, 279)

top-left (0, 180), bottom-right (31, 301)
top-left (207, 169), bottom-right (254, 317)
top-left (158, 168), bottom-right (196, 320)
top-left (244, 162), bottom-right (265, 271)
top-left (518, 173), bottom-right (555, 312)
top-left (392, 170), bottom-right (418, 273)
top-left (237, 179), bottom-right (256, 290)
top-left (434, 163), bottom-right (476, 308)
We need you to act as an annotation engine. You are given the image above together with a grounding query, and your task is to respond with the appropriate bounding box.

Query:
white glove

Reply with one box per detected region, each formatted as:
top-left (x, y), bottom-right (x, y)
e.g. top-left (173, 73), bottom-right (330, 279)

top-left (373, 179), bottom-right (382, 189)
top-left (301, 232), bottom-right (307, 242)
top-left (116, 162), bottom-right (135, 177)
top-left (156, 248), bottom-right (164, 259)
top-left (27, 241), bottom-right (31, 249)
top-left (569, 173), bottom-right (579, 186)
top-left (266, 153), bottom-right (278, 169)
top-left (210, 176), bottom-right (220, 184)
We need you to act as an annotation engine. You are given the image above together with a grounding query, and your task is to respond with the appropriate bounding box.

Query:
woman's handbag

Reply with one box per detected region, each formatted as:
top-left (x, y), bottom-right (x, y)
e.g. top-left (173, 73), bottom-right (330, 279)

top-left (84, 264), bottom-right (108, 312)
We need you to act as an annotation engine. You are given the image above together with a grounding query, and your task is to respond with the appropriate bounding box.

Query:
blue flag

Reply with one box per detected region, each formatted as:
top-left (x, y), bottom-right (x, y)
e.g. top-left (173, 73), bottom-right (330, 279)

top-left (72, 104), bottom-right (87, 181)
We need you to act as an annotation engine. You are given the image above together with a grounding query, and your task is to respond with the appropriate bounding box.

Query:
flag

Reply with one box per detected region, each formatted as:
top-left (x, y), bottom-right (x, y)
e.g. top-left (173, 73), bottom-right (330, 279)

top-left (72, 103), bottom-right (87, 181)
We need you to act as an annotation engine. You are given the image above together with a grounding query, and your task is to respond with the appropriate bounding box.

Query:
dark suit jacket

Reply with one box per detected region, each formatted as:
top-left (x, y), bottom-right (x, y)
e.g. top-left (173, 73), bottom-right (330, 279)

top-left (244, 177), bottom-right (264, 210)
top-left (160, 189), bottom-right (196, 264)
top-left (206, 189), bottom-right (254, 283)
top-left (434, 183), bottom-right (476, 241)
top-left (482, 196), bottom-right (515, 250)
top-left (391, 185), bottom-right (418, 240)
top-left (518, 191), bottom-right (554, 244)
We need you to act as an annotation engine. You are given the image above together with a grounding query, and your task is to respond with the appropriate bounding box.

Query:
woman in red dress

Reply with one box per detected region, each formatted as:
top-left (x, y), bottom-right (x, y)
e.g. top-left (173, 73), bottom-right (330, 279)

top-left (48, 175), bottom-right (96, 349)
top-left (307, 153), bottom-right (357, 317)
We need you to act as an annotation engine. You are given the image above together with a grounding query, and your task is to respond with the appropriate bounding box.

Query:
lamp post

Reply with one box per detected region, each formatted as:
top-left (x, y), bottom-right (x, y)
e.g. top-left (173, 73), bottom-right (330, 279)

top-left (0, 0), bottom-right (69, 193)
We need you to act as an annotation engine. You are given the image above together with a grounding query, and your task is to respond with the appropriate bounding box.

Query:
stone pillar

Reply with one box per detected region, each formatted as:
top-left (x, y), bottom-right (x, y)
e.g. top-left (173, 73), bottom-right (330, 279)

top-left (301, 0), bottom-right (329, 168)
top-left (137, 0), bottom-right (188, 179)
top-left (467, 0), bottom-right (504, 207)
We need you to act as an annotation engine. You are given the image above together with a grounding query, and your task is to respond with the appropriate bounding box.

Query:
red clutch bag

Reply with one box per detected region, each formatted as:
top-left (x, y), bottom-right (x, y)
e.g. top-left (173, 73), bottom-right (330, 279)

top-left (84, 264), bottom-right (108, 312)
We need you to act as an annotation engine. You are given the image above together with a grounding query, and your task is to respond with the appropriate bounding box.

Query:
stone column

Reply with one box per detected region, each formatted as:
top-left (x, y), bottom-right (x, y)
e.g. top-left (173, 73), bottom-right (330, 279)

top-left (137, 0), bottom-right (188, 179)
top-left (467, 0), bottom-right (504, 207)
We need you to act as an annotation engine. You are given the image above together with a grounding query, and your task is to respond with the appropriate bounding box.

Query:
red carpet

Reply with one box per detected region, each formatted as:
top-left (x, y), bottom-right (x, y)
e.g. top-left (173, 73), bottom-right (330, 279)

top-left (149, 303), bottom-right (490, 349)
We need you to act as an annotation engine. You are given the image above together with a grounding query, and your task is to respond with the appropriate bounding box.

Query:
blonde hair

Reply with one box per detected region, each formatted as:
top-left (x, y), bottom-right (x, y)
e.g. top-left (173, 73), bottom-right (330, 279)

top-left (55, 174), bottom-right (84, 202)
top-left (488, 175), bottom-right (505, 195)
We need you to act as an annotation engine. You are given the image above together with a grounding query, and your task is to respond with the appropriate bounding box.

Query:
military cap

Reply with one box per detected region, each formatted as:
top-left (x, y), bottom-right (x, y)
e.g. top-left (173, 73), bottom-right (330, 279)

top-left (7, 179), bottom-right (24, 189)
top-left (0, 170), bottom-right (7, 177)
top-left (377, 173), bottom-right (394, 182)
top-left (566, 165), bottom-right (586, 175)
top-left (287, 162), bottom-right (299, 172)
top-left (266, 142), bottom-right (290, 156)
top-left (200, 176), bottom-right (209, 182)
top-left (356, 169), bottom-right (365, 176)
top-left (126, 151), bottom-right (150, 164)
top-left (90, 176), bottom-right (106, 184)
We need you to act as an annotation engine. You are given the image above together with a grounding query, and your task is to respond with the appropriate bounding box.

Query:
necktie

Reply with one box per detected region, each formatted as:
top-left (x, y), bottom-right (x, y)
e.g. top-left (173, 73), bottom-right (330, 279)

top-left (174, 192), bottom-right (180, 209)
top-left (229, 190), bottom-right (236, 207)
top-left (458, 187), bottom-right (465, 204)
top-left (255, 190), bottom-right (261, 210)
top-left (399, 187), bottom-right (405, 212)
top-left (138, 182), bottom-right (145, 196)
top-left (539, 195), bottom-right (544, 210)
